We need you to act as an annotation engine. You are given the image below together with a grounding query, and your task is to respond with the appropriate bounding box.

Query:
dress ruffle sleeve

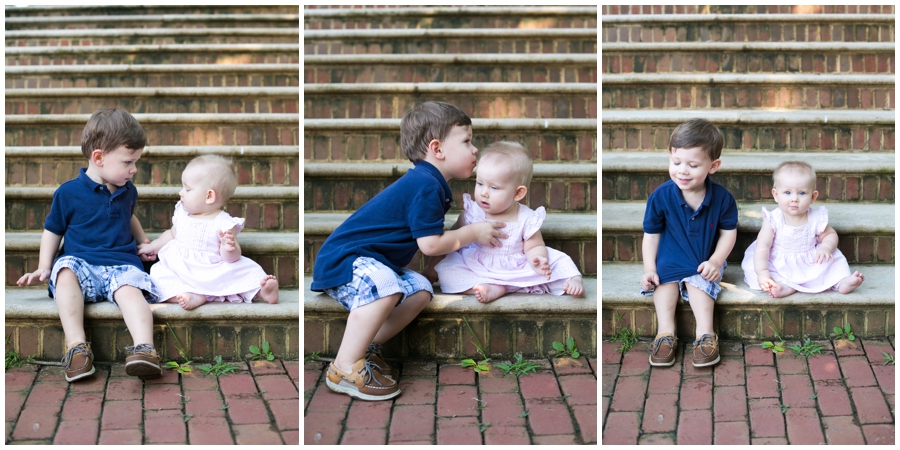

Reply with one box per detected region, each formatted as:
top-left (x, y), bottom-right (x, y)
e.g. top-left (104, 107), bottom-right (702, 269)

top-left (812, 206), bottom-right (829, 235)
top-left (462, 193), bottom-right (484, 226)
top-left (523, 206), bottom-right (547, 240)
top-left (216, 211), bottom-right (245, 234)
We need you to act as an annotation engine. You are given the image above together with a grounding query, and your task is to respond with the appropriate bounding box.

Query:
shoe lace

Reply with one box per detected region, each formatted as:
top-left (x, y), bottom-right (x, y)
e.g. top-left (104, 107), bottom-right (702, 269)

top-left (61, 342), bottom-right (90, 365)
top-left (125, 343), bottom-right (155, 355)
top-left (356, 359), bottom-right (385, 387)
top-left (651, 335), bottom-right (675, 352)
top-left (693, 334), bottom-right (716, 358)
top-left (366, 342), bottom-right (387, 372)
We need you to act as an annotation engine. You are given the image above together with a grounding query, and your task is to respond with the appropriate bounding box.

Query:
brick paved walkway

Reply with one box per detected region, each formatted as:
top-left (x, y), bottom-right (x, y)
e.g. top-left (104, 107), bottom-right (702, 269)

top-left (6, 359), bottom-right (299, 444)
top-left (602, 338), bottom-right (895, 444)
top-left (304, 357), bottom-right (597, 444)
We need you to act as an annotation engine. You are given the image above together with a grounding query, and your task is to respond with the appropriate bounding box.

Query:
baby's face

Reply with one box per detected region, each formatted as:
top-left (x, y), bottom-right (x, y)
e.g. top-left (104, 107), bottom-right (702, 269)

top-left (179, 164), bottom-right (216, 215)
top-left (772, 169), bottom-right (818, 218)
top-left (473, 155), bottom-right (521, 217)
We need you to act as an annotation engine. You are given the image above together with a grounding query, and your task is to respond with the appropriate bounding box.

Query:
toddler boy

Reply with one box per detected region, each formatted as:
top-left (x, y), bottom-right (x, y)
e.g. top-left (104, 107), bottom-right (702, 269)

top-left (639, 118), bottom-right (738, 368)
top-left (311, 101), bottom-right (507, 400)
top-left (17, 108), bottom-right (163, 381)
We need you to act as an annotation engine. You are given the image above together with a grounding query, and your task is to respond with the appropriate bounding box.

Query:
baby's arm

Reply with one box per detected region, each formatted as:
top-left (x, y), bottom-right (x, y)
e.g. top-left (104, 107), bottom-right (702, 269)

top-left (524, 230), bottom-right (551, 279)
top-left (416, 220), bottom-right (507, 257)
top-left (698, 228), bottom-right (737, 281)
top-left (17, 229), bottom-right (62, 286)
top-left (640, 232), bottom-right (661, 290)
top-left (815, 225), bottom-right (839, 264)
top-left (753, 221), bottom-right (779, 292)
top-left (422, 212), bottom-right (465, 283)
top-left (219, 226), bottom-right (242, 263)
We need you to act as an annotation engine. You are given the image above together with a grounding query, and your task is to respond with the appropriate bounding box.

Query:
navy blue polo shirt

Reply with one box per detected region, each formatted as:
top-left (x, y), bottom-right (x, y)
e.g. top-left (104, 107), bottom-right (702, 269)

top-left (643, 177), bottom-right (738, 284)
top-left (44, 168), bottom-right (143, 270)
top-left (311, 161), bottom-right (453, 291)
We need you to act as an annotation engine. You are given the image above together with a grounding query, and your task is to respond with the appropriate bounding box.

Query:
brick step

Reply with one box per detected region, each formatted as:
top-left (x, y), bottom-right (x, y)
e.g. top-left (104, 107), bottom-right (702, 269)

top-left (603, 5), bottom-right (893, 15)
top-left (6, 87), bottom-right (298, 116)
top-left (304, 275), bottom-right (597, 359)
top-left (305, 118), bottom-right (596, 162)
top-left (5, 287), bottom-right (299, 362)
top-left (6, 145), bottom-right (299, 187)
top-left (4, 4), bottom-right (299, 17)
top-left (601, 201), bottom-right (894, 264)
top-left (304, 82), bottom-right (597, 119)
top-left (6, 43), bottom-right (300, 66)
top-left (5, 64), bottom-right (300, 89)
top-left (6, 113), bottom-right (299, 147)
top-left (305, 53), bottom-right (597, 84)
top-left (602, 74), bottom-right (894, 110)
top-left (304, 5), bottom-right (597, 30)
top-left (6, 28), bottom-right (300, 46)
top-left (305, 162), bottom-right (596, 213)
top-left (6, 231), bottom-right (300, 288)
top-left (601, 262), bottom-right (892, 339)
top-left (304, 28), bottom-right (596, 55)
top-left (602, 42), bottom-right (894, 74)
top-left (304, 212), bottom-right (597, 276)
top-left (602, 152), bottom-right (895, 203)
top-left (601, 110), bottom-right (894, 152)
top-left (601, 13), bottom-right (894, 43)
top-left (6, 186), bottom-right (299, 232)
top-left (5, 13), bottom-right (300, 30)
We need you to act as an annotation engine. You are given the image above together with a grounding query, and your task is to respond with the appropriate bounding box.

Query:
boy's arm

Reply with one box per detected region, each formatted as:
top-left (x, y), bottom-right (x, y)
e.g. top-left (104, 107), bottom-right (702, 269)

top-left (422, 212), bottom-right (465, 283)
top-left (16, 229), bottom-right (62, 285)
top-left (416, 220), bottom-right (507, 257)
top-left (131, 215), bottom-right (150, 244)
top-left (640, 233), bottom-right (661, 290)
top-left (697, 228), bottom-right (738, 281)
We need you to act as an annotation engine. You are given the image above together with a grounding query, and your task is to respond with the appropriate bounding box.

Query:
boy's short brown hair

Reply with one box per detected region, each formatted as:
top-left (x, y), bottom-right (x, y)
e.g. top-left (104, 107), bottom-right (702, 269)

top-left (479, 141), bottom-right (533, 186)
top-left (668, 118), bottom-right (724, 161)
top-left (81, 108), bottom-right (146, 159)
top-left (400, 101), bottom-right (472, 162)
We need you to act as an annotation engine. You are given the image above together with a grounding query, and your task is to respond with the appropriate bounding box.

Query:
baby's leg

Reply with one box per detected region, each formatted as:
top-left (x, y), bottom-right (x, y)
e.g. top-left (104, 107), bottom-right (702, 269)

top-left (562, 276), bottom-right (585, 297)
top-left (256, 275), bottom-right (279, 304)
top-left (333, 293), bottom-right (401, 374)
top-left (55, 268), bottom-right (88, 346)
top-left (467, 284), bottom-right (507, 303)
top-left (837, 270), bottom-right (865, 294)
top-left (114, 286), bottom-right (154, 346)
top-left (652, 283), bottom-right (679, 336)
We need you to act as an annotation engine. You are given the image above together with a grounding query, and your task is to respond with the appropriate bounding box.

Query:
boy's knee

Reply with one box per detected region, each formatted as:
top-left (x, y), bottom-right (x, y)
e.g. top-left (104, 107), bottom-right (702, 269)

top-left (56, 268), bottom-right (81, 287)
top-left (113, 285), bottom-right (144, 302)
top-left (406, 290), bottom-right (431, 310)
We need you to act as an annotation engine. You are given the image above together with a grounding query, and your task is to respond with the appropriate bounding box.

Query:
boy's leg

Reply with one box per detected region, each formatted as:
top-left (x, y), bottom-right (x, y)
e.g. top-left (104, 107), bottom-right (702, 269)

top-left (652, 283), bottom-right (679, 335)
top-left (334, 293), bottom-right (402, 374)
top-left (114, 286), bottom-right (154, 345)
top-left (372, 290), bottom-right (431, 345)
top-left (55, 268), bottom-right (88, 346)
top-left (684, 284), bottom-right (715, 337)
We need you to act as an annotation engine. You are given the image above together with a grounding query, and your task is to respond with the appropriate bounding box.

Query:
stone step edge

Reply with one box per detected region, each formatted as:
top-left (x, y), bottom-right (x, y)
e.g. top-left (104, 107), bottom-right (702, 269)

top-left (304, 276), bottom-right (596, 316)
top-left (304, 162), bottom-right (596, 179)
top-left (5, 5), bottom-right (291, 13)
top-left (6, 186), bottom-right (298, 200)
top-left (305, 54), bottom-right (596, 65)
top-left (602, 73), bottom-right (895, 85)
top-left (602, 42), bottom-right (894, 52)
top-left (6, 231), bottom-right (299, 252)
top-left (602, 109), bottom-right (894, 125)
top-left (305, 82), bottom-right (597, 94)
top-left (7, 43), bottom-right (300, 55)
top-left (304, 212), bottom-right (597, 238)
top-left (6, 145), bottom-right (299, 157)
top-left (601, 202), bottom-right (895, 233)
top-left (305, 28), bottom-right (597, 40)
top-left (7, 113), bottom-right (299, 125)
top-left (7, 28), bottom-right (299, 38)
top-left (601, 263), bottom-right (892, 306)
top-left (6, 87), bottom-right (299, 98)
top-left (602, 151), bottom-right (895, 174)
top-left (5, 288), bottom-right (299, 321)
top-left (304, 6), bottom-right (597, 18)
top-left (601, 13), bottom-right (895, 24)
top-left (5, 13), bottom-right (300, 24)
top-left (5, 64), bottom-right (298, 74)
top-left (305, 118), bottom-right (596, 131)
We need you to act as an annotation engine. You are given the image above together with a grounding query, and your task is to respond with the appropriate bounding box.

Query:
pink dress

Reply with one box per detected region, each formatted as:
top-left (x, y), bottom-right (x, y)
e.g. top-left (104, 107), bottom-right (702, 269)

top-left (741, 206), bottom-right (851, 293)
top-left (436, 194), bottom-right (582, 295)
top-left (150, 201), bottom-right (267, 303)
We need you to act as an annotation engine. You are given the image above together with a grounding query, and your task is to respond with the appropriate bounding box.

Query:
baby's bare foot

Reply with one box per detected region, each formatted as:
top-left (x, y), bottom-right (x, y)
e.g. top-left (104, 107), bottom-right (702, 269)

top-left (258, 275), bottom-right (279, 304)
top-left (767, 283), bottom-right (796, 298)
top-left (838, 271), bottom-right (865, 294)
top-left (473, 284), bottom-right (506, 303)
top-left (562, 276), bottom-right (585, 297)
top-left (177, 293), bottom-right (207, 310)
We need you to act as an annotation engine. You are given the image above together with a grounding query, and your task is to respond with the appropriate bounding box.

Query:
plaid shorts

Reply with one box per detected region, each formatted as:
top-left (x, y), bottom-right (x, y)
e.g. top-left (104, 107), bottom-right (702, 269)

top-left (49, 255), bottom-right (162, 304)
top-left (324, 256), bottom-right (433, 311)
top-left (640, 262), bottom-right (726, 302)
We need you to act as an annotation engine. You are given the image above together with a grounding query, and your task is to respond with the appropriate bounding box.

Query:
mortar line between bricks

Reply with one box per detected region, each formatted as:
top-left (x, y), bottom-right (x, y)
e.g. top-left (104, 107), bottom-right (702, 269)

top-left (550, 356), bottom-right (585, 444)
top-left (246, 359), bottom-right (289, 444)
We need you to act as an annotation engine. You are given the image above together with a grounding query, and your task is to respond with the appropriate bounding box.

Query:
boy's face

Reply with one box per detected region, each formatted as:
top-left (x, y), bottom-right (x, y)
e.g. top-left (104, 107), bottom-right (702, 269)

top-left (94, 145), bottom-right (142, 187)
top-left (437, 125), bottom-right (478, 180)
top-left (473, 154), bottom-right (524, 216)
top-left (179, 164), bottom-right (214, 215)
top-left (772, 169), bottom-right (818, 218)
top-left (668, 146), bottom-right (720, 194)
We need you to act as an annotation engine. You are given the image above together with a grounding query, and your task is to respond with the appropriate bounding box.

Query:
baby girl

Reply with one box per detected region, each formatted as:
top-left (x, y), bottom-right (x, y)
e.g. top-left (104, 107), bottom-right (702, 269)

top-left (139, 155), bottom-right (279, 309)
top-left (741, 161), bottom-right (864, 297)
top-left (431, 141), bottom-right (584, 303)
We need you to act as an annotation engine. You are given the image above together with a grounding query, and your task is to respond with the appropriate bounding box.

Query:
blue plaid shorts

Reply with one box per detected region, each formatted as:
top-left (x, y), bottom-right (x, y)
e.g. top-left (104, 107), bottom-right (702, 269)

top-left (49, 255), bottom-right (162, 304)
top-left (640, 262), bottom-right (726, 302)
top-left (324, 256), bottom-right (433, 311)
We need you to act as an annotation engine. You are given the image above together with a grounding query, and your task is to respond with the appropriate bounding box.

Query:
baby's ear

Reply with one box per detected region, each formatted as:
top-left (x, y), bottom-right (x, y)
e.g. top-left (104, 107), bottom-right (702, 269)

top-left (514, 185), bottom-right (528, 201)
top-left (205, 189), bottom-right (217, 205)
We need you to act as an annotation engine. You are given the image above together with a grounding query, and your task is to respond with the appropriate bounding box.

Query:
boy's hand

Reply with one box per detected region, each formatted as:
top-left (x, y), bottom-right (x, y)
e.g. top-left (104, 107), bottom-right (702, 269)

top-left (814, 246), bottom-right (834, 264)
top-left (529, 255), bottom-right (552, 279)
top-left (219, 227), bottom-right (237, 253)
top-left (17, 268), bottom-right (51, 286)
top-left (640, 272), bottom-right (659, 291)
top-left (697, 261), bottom-right (721, 282)
top-left (137, 239), bottom-right (156, 261)
top-left (471, 221), bottom-right (507, 248)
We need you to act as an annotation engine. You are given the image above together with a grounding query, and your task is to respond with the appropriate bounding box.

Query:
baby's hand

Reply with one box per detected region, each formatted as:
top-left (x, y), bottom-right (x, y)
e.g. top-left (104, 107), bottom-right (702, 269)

top-left (758, 275), bottom-right (780, 296)
top-left (640, 272), bottom-right (659, 292)
top-left (529, 256), bottom-right (551, 279)
top-left (697, 261), bottom-right (720, 282)
top-left (814, 246), bottom-right (834, 264)
top-left (17, 268), bottom-right (50, 286)
top-left (219, 227), bottom-right (237, 253)
top-left (137, 239), bottom-right (156, 261)
top-left (471, 221), bottom-right (507, 248)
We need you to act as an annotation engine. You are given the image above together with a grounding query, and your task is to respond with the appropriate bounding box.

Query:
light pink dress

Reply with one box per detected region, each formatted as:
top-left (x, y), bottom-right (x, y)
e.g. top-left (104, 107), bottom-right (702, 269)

top-left (150, 201), bottom-right (267, 303)
top-left (741, 206), bottom-right (851, 293)
top-left (436, 194), bottom-right (582, 295)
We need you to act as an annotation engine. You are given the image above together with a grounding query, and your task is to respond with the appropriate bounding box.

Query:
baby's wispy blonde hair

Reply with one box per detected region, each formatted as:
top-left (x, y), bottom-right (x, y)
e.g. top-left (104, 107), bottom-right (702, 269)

top-left (773, 160), bottom-right (817, 190)
top-left (185, 154), bottom-right (238, 204)
top-left (478, 141), bottom-right (533, 187)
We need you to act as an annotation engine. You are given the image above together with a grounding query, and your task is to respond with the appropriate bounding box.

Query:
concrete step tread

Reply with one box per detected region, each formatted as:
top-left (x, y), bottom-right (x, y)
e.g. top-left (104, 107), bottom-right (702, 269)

top-left (305, 6), bottom-right (597, 18)
top-left (5, 185), bottom-right (298, 199)
top-left (601, 109), bottom-right (894, 125)
top-left (304, 212), bottom-right (597, 237)
top-left (601, 201), bottom-right (894, 233)
top-left (305, 118), bottom-right (596, 131)
top-left (7, 43), bottom-right (301, 54)
top-left (7, 28), bottom-right (299, 38)
top-left (5, 63), bottom-right (299, 74)
top-left (602, 73), bottom-right (896, 85)
top-left (5, 288), bottom-right (299, 320)
top-left (6, 231), bottom-right (299, 252)
top-left (6, 13), bottom-right (300, 24)
top-left (305, 54), bottom-right (597, 65)
top-left (602, 151), bottom-right (895, 174)
top-left (6, 87), bottom-right (299, 97)
top-left (304, 161), bottom-right (596, 178)
top-left (6, 145), bottom-right (299, 157)
top-left (600, 13), bottom-right (895, 23)
top-left (305, 82), bottom-right (597, 94)
top-left (304, 276), bottom-right (596, 315)
top-left (305, 28), bottom-right (597, 39)
top-left (602, 42), bottom-right (894, 52)
top-left (7, 113), bottom-right (299, 124)
top-left (602, 262), bottom-right (892, 306)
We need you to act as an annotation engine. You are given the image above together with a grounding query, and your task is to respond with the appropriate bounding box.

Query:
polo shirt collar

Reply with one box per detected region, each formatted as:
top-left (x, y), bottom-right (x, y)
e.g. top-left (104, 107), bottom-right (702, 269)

top-left (77, 167), bottom-right (130, 197)
top-left (412, 160), bottom-right (453, 206)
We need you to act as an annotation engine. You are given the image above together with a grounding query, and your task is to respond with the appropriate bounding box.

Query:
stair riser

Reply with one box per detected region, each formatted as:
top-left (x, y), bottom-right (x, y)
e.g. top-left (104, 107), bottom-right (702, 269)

top-left (602, 53), bottom-right (894, 74)
top-left (6, 74), bottom-right (300, 89)
top-left (604, 5), bottom-right (893, 14)
top-left (7, 53), bottom-right (299, 66)
top-left (603, 85), bottom-right (895, 110)
top-left (305, 66), bottom-right (597, 84)
top-left (603, 23), bottom-right (894, 43)
top-left (305, 39), bottom-right (596, 55)
top-left (602, 125), bottom-right (895, 152)
top-left (8, 36), bottom-right (299, 46)
top-left (602, 306), bottom-right (893, 339)
top-left (305, 16), bottom-right (597, 31)
top-left (304, 314), bottom-right (596, 359)
top-left (603, 232), bottom-right (895, 264)
top-left (5, 5), bottom-right (299, 17)
top-left (603, 173), bottom-right (895, 203)
top-left (7, 98), bottom-right (298, 116)
top-left (305, 94), bottom-right (596, 119)
top-left (7, 124), bottom-right (299, 147)
top-left (305, 132), bottom-right (596, 162)
top-left (5, 319), bottom-right (299, 362)
top-left (305, 238), bottom-right (598, 276)
top-left (306, 178), bottom-right (596, 213)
